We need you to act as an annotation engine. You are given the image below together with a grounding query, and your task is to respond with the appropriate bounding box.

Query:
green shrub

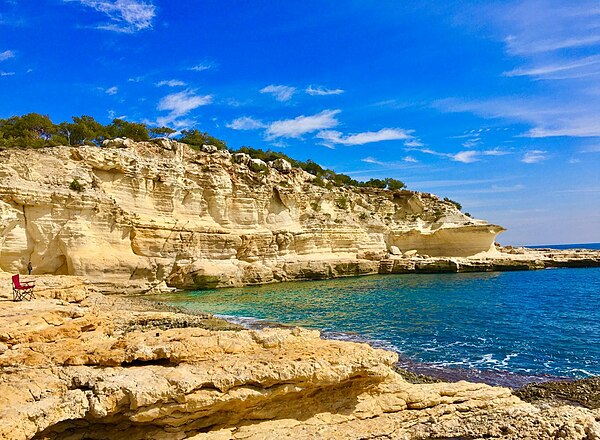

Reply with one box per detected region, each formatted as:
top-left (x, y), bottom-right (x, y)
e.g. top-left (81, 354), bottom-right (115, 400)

top-left (336, 196), bottom-right (349, 210)
top-left (443, 197), bottom-right (462, 211)
top-left (69, 179), bottom-right (83, 192)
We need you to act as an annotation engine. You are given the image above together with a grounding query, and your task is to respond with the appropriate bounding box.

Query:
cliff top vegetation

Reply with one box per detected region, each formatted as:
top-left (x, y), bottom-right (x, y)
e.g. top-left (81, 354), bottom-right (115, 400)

top-left (0, 112), bottom-right (411, 192)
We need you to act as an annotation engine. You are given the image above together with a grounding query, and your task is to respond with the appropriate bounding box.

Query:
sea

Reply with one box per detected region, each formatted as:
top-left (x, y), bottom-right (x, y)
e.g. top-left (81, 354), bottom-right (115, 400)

top-left (154, 243), bottom-right (600, 388)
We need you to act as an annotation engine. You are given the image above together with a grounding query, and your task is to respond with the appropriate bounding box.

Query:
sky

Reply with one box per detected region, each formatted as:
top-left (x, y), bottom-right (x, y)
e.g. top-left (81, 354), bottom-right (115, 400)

top-left (1, 0), bottom-right (599, 245)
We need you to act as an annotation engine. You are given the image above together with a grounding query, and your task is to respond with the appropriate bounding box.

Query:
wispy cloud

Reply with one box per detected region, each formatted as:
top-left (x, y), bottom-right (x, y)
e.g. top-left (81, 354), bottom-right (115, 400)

top-left (305, 85), bottom-right (344, 96)
top-left (408, 145), bottom-right (511, 163)
top-left (450, 184), bottom-right (526, 194)
top-left (580, 144), bottom-right (600, 153)
top-left (156, 79), bottom-right (186, 87)
top-left (260, 84), bottom-right (296, 102)
top-left (226, 116), bottom-right (266, 130)
top-left (504, 55), bottom-right (600, 79)
top-left (457, 1), bottom-right (600, 140)
top-left (105, 86), bottom-right (118, 95)
top-left (0, 50), bottom-right (14, 61)
top-left (266, 109), bottom-right (340, 139)
top-left (189, 61), bottom-right (217, 72)
top-left (67, 0), bottom-right (156, 33)
top-left (492, 1), bottom-right (600, 56)
top-left (0, 71), bottom-right (15, 76)
top-left (156, 90), bottom-right (212, 126)
top-left (521, 150), bottom-right (547, 163)
top-left (361, 156), bottom-right (385, 166)
top-left (317, 128), bottom-right (414, 146)
top-left (434, 97), bottom-right (600, 138)
top-left (462, 137), bottom-right (481, 148)
top-left (408, 178), bottom-right (514, 189)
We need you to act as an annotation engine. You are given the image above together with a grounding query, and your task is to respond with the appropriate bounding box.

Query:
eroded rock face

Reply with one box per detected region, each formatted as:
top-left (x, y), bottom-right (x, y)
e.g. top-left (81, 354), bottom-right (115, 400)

top-left (0, 140), bottom-right (504, 293)
top-left (0, 294), bottom-right (598, 440)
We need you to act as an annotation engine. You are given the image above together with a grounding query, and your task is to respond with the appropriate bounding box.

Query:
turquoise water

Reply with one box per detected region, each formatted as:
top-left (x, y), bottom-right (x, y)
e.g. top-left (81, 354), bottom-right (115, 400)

top-left (154, 267), bottom-right (600, 386)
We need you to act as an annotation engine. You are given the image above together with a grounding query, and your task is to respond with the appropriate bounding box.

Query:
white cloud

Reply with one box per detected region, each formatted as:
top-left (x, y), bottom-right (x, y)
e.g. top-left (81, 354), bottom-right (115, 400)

top-left (227, 116), bottom-right (266, 130)
top-left (189, 61), bottom-right (216, 72)
top-left (128, 76), bottom-right (143, 82)
top-left (157, 90), bottom-right (212, 125)
top-left (260, 84), bottom-right (297, 102)
top-left (266, 109), bottom-right (340, 139)
top-left (0, 50), bottom-right (14, 61)
top-left (317, 128), bottom-right (413, 146)
top-left (105, 86), bottom-right (118, 95)
top-left (69, 0), bottom-right (156, 33)
top-left (0, 71), bottom-right (15, 76)
top-left (521, 150), bottom-right (548, 163)
top-left (403, 156), bottom-right (419, 163)
top-left (305, 85), bottom-right (344, 96)
top-left (403, 139), bottom-right (424, 147)
top-left (451, 150), bottom-right (481, 163)
top-left (156, 79), bottom-right (186, 87)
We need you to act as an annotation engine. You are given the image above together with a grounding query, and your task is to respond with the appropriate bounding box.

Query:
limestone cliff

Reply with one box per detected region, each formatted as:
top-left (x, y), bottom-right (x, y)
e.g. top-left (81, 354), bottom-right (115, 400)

top-left (0, 139), bottom-right (503, 293)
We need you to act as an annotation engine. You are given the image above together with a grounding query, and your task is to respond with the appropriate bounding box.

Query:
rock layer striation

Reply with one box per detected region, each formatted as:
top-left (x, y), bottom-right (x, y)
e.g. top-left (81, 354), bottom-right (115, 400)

top-left (0, 140), bottom-right (505, 293)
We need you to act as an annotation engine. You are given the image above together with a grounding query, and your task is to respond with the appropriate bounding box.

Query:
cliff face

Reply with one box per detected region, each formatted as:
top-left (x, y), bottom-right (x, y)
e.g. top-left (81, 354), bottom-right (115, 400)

top-left (0, 139), bottom-right (503, 293)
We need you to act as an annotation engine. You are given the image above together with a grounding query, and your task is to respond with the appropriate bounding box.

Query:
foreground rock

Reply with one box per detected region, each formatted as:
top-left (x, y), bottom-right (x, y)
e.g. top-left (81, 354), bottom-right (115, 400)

top-left (0, 288), bottom-right (598, 439)
top-left (0, 140), bottom-right (507, 294)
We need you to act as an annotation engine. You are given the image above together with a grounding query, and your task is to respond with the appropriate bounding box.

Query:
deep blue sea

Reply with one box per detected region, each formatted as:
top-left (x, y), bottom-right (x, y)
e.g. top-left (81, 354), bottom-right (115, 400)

top-left (525, 242), bottom-right (600, 250)
top-left (154, 262), bottom-right (600, 387)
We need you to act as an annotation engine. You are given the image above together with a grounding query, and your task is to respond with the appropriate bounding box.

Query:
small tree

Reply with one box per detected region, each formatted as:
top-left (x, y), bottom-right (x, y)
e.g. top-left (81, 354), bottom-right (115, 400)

top-left (149, 126), bottom-right (176, 138)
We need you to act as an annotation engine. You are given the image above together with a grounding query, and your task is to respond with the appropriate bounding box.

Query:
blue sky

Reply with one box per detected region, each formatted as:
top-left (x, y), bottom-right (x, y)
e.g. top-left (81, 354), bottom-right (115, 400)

top-left (1, 0), bottom-right (599, 245)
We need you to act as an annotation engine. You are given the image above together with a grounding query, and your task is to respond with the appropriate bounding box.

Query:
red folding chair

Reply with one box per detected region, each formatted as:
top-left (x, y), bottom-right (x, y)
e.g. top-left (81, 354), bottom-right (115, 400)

top-left (12, 274), bottom-right (36, 301)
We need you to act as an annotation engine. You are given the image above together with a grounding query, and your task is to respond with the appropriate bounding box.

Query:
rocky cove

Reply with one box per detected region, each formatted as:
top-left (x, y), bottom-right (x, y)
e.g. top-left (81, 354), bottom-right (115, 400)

top-left (1, 278), bottom-right (600, 440)
top-left (2, 140), bottom-right (600, 439)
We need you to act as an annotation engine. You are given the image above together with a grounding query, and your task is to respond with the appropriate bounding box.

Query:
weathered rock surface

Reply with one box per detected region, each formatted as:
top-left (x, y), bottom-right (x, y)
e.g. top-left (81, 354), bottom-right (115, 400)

top-left (0, 292), bottom-right (598, 440)
top-left (0, 140), bottom-right (506, 293)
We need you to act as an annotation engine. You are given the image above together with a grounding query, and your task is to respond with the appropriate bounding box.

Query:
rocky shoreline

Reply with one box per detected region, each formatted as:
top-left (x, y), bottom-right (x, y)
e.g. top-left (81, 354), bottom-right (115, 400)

top-left (1, 275), bottom-right (599, 439)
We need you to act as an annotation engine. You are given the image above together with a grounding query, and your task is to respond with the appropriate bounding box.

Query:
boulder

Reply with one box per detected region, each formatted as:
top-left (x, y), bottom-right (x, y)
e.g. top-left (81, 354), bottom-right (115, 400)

top-left (249, 158), bottom-right (268, 172)
top-left (200, 144), bottom-right (218, 153)
top-left (271, 158), bottom-right (292, 173)
top-left (233, 152), bottom-right (251, 165)
top-left (101, 137), bottom-right (135, 148)
top-left (389, 246), bottom-right (402, 255)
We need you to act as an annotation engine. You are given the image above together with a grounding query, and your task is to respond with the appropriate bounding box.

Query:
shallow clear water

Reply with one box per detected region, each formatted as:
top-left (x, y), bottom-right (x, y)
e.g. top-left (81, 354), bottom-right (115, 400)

top-left (154, 267), bottom-right (600, 386)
